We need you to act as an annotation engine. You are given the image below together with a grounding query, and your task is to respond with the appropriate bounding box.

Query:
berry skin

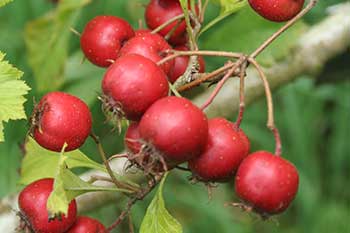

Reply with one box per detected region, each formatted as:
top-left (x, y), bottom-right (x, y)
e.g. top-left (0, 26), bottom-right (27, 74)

top-left (118, 31), bottom-right (174, 75)
top-left (169, 45), bottom-right (205, 83)
top-left (248, 0), bottom-right (305, 22)
top-left (189, 118), bottom-right (250, 182)
top-left (235, 151), bottom-right (299, 215)
top-left (125, 121), bottom-right (142, 154)
top-left (102, 54), bottom-right (169, 121)
top-left (32, 92), bottom-right (92, 152)
top-left (139, 96), bottom-right (208, 165)
top-left (80, 15), bottom-right (134, 67)
top-left (66, 216), bottom-right (106, 233)
top-left (18, 178), bottom-right (77, 233)
top-left (145, 0), bottom-right (188, 45)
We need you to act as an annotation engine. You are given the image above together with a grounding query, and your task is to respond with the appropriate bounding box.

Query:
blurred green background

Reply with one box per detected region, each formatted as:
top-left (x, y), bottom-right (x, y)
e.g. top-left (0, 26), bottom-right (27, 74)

top-left (0, 0), bottom-right (349, 232)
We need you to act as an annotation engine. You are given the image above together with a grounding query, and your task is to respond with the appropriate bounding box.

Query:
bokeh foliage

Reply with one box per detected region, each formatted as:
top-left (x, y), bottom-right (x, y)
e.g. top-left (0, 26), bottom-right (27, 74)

top-left (0, 0), bottom-right (349, 232)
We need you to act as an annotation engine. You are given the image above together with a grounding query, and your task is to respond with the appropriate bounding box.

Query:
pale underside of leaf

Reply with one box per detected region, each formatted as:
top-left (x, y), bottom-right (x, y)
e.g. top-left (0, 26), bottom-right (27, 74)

top-left (19, 137), bottom-right (140, 188)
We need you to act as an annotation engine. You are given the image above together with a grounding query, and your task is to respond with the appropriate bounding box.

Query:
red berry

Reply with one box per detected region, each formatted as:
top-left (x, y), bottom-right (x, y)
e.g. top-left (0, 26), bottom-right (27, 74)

top-left (145, 0), bottom-right (188, 45)
top-left (32, 92), bottom-right (92, 152)
top-left (169, 45), bottom-right (205, 83)
top-left (235, 151), bottom-right (299, 215)
top-left (102, 54), bottom-right (169, 121)
top-left (139, 96), bottom-right (208, 164)
top-left (248, 0), bottom-right (305, 22)
top-left (18, 178), bottom-right (77, 233)
top-left (80, 15), bottom-right (134, 67)
top-left (66, 216), bottom-right (106, 233)
top-left (125, 121), bottom-right (142, 154)
top-left (189, 118), bottom-right (250, 182)
top-left (119, 31), bottom-right (174, 75)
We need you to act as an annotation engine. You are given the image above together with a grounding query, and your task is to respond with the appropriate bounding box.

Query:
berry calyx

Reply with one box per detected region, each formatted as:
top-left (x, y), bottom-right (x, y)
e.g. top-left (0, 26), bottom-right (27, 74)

top-left (66, 216), bottom-right (106, 233)
top-left (189, 118), bottom-right (250, 182)
top-left (18, 178), bottom-right (77, 233)
top-left (125, 121), bottom-right (142, 154)
top-left (235, 151), bottom-right (299, 216)
top-left (145, 0), bottom-right (188, 45)
top-left (31, 92), bottom-right (92, 152)
top-left (118, 32), bottom-right (174, 75)
top-left (169, 45), bottom-right (205, 83)
top-left (81, 15), bottom-right (135, 67)
top-left (248, 0), bottom-right (305, 22)
top-left (139, 96), bottom-right (208, 165)
top-left (101, 54), bottom-right (169, 121)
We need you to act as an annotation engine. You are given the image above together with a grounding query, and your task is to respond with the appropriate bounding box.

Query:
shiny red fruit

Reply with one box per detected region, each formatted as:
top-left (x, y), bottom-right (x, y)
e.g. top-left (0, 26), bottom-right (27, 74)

top-left (139, 96), bottom-right (208, 164)
top-left (66, 216), bottom-right (106, 233)
top-left (80, 15), bottom-right (134, 67)
top-left (145, 0), bottom-right (188, 45)
top-left (119, 32), bottom-right (174, 75)
top-left (102, 54), bottom-right (169, 121)
top-left (248, 0), bottom-right (304, 22)
top-left (18, 178), bottom-right (77, 233)
top-left (169, 45), bottom-right (205, 83)
top-left (125, 121), bottom-right (142, 154)
top-left (235, 151), bottom-right (299, 215)
top-left (189, 118), bottom-right (249, 182)
top-left (32, 92), bottom-right (92, 152)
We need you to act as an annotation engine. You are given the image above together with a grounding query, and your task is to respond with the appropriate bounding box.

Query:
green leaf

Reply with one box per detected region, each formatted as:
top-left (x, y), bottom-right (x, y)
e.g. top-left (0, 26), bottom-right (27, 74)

top-left (0, 0), bottom-right (12, 8)
top-left (24, 0), bottom-right (90, 92)
top-left (19, 137), bottom-right (139, 189)
top-left (47, 148), bottom-right (131, 216)
top-left (0, 52), bottom-right (30, 142)
top-left (200, 0), bottom-right (247, 36)
top-left (140, 173), bottom-right (183, 233)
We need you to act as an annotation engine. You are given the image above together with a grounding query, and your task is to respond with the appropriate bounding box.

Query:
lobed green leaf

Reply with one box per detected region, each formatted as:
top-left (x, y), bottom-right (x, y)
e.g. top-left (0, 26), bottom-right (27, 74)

top-left (0, 52), bottom-right (30, 142)
top-left (140, 173), bottom-right (183, 233)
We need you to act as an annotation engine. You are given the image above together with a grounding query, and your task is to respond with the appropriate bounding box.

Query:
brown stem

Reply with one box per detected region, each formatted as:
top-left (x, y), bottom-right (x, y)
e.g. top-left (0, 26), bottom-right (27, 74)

top-left (128, 213), bottom-right (134, 233)
top-left (90, 133), bottom-right (139, 192)
top-left (151, 14), bottom-right (185, 34)
top-left (234, 62), bottom-right (248, 129)
top-left (200, 57), bottom-right (245, 110)
top-left (69, 27), bottom-right (81, 37)
top-left (176, 61), bottom-right (236, 91)
top-left (248, 58), bottom-right (282, 156)
top-left (200, 0), bottom-right (209, 23)
top-left (164, 19), bottom-right (182, 40)
top-left (107, 175), bottom-right (163, 232)
top-left (250, 0), bottom-right (318, 58)
top-left (157, 50), bottom-right (242, 65)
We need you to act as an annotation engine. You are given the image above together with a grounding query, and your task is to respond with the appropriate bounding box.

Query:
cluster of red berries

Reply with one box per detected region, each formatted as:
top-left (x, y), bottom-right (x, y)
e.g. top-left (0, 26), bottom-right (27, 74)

top-left (18, 178), bottom-right (106, 232)
top-left (19, 0), bottom-right (306, 232)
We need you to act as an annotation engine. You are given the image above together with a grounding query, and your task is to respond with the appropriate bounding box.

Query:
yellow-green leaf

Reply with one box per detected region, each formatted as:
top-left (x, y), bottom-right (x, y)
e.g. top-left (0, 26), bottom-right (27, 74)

top-left (140, 173), bottom-right (183, 233)
top-left (0, 52), bottom-right (30, 142)
top-left (19, 137), bottom-right (139, 189)
top-left (0, 0), bottom-right (12, 8)
top-left (24, 0), bottom-right (90, 92)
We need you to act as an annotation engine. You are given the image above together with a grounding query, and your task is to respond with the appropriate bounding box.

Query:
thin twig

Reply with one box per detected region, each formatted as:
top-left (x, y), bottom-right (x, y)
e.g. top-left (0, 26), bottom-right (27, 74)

top-left (176, 61), bottom-right (237, 91)
top-left (248, 58), bottom-right (282, 156)
top-left (107, 175), bottom-right (164, 232)
top-left (200, 57), bottom-right (245, 110)
top-left (157, 50), bottom-right (242, 65)
top-left (234, 62), bottom-right (248, 129)
top-left (250, 0), bottom-right (318, 58)
top-left (90, 133), bottom-right (139, 192)
top-left (151, 14), bottom-right (185, 34)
